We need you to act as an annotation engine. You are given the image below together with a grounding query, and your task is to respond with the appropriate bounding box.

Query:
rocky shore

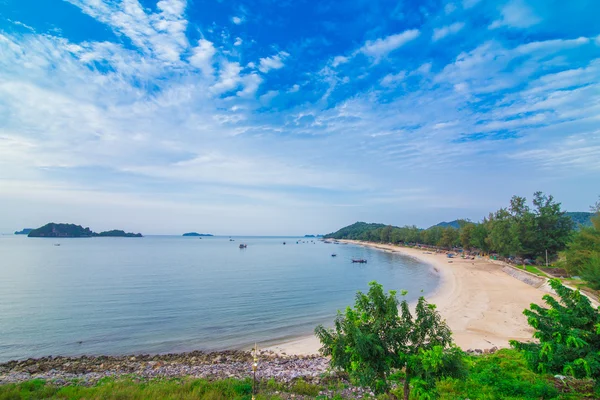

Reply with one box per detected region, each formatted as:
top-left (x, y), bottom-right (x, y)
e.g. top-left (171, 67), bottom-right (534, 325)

top-left (0, 351), bottom-right (328, 385)
top-left (0, 351), bottom-right (376, 398)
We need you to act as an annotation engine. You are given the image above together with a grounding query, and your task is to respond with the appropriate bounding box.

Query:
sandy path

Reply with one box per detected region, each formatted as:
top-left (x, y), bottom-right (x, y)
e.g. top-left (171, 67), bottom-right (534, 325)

top-left (265, 240), bottom-right (545, 355)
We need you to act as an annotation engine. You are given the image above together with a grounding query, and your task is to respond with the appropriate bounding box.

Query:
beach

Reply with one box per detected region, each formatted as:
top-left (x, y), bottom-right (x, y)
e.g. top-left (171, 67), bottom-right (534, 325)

top-left (268, 240), bottom-right (546, 354)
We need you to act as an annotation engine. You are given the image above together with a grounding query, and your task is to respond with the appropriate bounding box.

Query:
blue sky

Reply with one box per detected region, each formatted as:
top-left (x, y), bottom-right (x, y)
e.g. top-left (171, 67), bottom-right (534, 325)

top-left (0, 0), bottom-right (599, 235)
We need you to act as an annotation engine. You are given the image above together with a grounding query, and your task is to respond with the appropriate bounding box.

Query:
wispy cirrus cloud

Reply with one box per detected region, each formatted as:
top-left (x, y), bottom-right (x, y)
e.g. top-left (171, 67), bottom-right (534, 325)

top-left (489, 0), bottom-right (541, 29)
top-left (0, 0), bottom-right (598, 234)
top-left (432, 22), bottom-right (465, 41)
top-left (359, 29), bottom-right (420, 60)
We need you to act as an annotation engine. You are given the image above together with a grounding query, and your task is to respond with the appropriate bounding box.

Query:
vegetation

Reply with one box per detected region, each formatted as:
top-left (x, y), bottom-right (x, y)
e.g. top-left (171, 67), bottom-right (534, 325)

top-left (13, 228), bottom-right (33, 235)
top-left (566, 212), bottom-right (595, 228)
top-left (97, 230), bottom-right (143, 237)
top-left (27, 223), bottom-right (142, 238)
top-left (437, 349), bottom-right (587, 399)
top-left (565, 204), bottom-right (600, 286)
top-left (182, 232), bottom-right (214, 236)
top-left (3, 351), bottom-right (596, 399)
top-left (511, 279), bottom-right (600, 381)
top-left (325, 192), bottom-right (575, 262)
top-left (315, 282), bottom-right (465, 399)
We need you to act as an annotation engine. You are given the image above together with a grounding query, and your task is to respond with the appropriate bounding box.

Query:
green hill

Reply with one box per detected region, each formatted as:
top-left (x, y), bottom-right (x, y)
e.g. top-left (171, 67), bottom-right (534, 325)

top-left (430, 220), bottom-right (462, 229)
top-left (565, 211), bottom-right (594, 227)
top-left (28, 223), bottom-right (142, 238)
top-left (324, 222), bottom-right (388, 239)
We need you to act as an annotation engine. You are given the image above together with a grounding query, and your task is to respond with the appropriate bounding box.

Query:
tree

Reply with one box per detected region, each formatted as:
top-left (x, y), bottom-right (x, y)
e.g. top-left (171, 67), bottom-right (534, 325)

top-left (315, 282), bottom-right (464, 399)
top-left (470, 222), bottom-right (490, 253)
top-left (459, 223), bottom-right (475, 250)
top-left (486, 208), bottom-right (516, 256)
top-left (381, 225), bottom-right (393, 243)
top-left (566, 203), bottom-right (600, 278)
top-left (511, 279), bottom-right (600, 380)
top-left (508, 195), bottom-right (536, 258)
top-left (439, 227), bottom-right (459, 249)
top-left (531, 191), bottom-right (574, 260)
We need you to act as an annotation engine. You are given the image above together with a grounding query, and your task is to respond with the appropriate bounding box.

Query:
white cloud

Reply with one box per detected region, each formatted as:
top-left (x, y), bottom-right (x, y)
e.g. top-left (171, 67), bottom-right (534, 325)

top-left (331, 55), bottom-right (348, 67)
top-left (211, 61), bottom-right (243, 94)
top-left (288, 84), bottom-right (300, 93)
top-left (432, 22), bottom-right (465, 41)
top-left (234, 37), bottom-right (243, 46)
top-left (258, 51), bottom-right (289, 73)
top-left (416, 62), bottom-right (432, 75)
top-left (445, 3), bottom-right (457, 14)
top-left (489, 0), bottom-right (541, 29)
top-left (65, 0), bottom-right (189, 63)
top-left (259, 90), bottom-right (279, 105)
top-left (359, 29), bottom-right (420, 60)
top-left (189, 39), bottom-right (216, 76)
top-left (232, 16), bottom-right (244, 24)
top-left (237, 73), bottom-right (262, 97)
top-left (381, 71), bottom-right (406, 87)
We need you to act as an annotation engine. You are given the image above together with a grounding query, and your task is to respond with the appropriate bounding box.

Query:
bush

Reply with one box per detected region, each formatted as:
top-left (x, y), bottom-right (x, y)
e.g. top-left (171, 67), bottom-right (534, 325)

top-left (437, 349), bottom-right (559, 399)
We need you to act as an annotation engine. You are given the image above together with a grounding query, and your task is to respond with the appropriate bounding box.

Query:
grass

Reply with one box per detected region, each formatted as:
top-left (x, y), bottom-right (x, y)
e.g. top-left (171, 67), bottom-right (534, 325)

top-left (1, 351), bottom-right (596, 399)
top-left (0, 377), bottom-right (329, 400)
top-left (516, 264), bottom-right (548, 277)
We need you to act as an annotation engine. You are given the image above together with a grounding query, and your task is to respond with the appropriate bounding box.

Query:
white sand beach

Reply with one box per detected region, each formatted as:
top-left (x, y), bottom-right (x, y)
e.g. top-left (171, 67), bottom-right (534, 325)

top-left (267, 240), bottom-right (547, 355)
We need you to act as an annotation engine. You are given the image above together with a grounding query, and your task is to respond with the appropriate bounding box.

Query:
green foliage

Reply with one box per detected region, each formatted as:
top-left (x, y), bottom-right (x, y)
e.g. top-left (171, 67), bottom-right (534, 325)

top-left (315, 281), bottom-right (465, 399)
top-left (437, 349), bottom-right (561, 399)
top-left (511, 279), bottom-right (600, 381)
top-left (28, 223), bottom-right (96, 238)
top-left (565, 212), bottom-right (600, 277)
top-left (27, 223), bottom-right (143, 238)
top-left (325, 192), bottom-right (576, 262)
top-left (439, 228), bottom-right (459, 249)
top-left (290, 379), bottom-right (322, 396)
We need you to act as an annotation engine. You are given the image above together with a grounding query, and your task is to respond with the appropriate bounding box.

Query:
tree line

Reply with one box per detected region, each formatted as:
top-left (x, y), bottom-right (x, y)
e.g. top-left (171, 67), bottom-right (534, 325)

top-left (325, 192), bottom-right (599, 267)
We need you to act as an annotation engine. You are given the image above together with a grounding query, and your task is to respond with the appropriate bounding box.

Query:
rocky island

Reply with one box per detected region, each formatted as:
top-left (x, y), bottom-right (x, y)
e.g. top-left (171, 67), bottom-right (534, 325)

top-left (182, 232), bottom-right (213, 237)
top-left (14, 228), bottom-right (33, 235)
top-left (27, 223), bottom-right (143, 238)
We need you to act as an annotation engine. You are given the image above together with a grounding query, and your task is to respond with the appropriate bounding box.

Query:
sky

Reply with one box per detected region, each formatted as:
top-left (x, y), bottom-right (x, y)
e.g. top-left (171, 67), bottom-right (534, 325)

top-left (0, 0), bottom-right (599, 235)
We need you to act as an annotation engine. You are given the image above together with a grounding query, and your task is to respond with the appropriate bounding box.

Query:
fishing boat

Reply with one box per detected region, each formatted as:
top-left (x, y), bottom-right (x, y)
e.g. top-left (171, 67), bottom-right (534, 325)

top-left (331, 254), bottom-right (337, 257)
top-left (239, 243), bottom-right (247, 249)
top-left (352, 259), bottom-right (367, 263)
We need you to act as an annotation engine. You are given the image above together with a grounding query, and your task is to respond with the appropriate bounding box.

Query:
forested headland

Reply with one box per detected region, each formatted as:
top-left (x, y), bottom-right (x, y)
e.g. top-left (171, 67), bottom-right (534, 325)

top-left (27, 223), bottom-right (143, 238)
top-left (326, 192), bottom-right (600, 287)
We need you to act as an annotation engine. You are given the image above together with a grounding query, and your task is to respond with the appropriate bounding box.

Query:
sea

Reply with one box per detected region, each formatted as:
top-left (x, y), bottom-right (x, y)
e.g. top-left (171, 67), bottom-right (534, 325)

top-left (0, 235), bottom-right (439, 362)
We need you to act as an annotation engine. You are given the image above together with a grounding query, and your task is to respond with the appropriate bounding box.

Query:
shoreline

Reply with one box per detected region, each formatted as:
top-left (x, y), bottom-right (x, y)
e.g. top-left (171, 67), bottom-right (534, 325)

top-left (267, 240), bottom-right (545, 354)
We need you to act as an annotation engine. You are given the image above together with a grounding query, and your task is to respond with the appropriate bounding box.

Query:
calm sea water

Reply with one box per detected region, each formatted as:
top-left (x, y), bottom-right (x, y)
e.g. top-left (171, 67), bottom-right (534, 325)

top-left (0, 235), bottom-right (439, 362)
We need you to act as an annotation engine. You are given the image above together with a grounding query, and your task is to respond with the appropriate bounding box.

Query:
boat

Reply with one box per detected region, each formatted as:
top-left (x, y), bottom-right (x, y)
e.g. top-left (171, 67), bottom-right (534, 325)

top-left (239, 244), bottom-right (247, 249)
top-left (352, 259), bottom-right (367, 263)
top-left (283, 242), bottom-right (286, 245)
top-left (230, 239), bottom-right (235, 241)
top-left (54, 244), bottom-right (61, 246)
top-left (331, 254), bottom-right (337, 257)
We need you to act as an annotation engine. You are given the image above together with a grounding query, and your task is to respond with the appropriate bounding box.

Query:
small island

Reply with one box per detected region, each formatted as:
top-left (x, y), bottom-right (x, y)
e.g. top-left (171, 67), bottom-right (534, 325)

top-left (182, 232), bottom-right (213, 237)
top-left (27, 223), bottom-right (143, 238)
top-left (14, 228), bottom-right (33, 235)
